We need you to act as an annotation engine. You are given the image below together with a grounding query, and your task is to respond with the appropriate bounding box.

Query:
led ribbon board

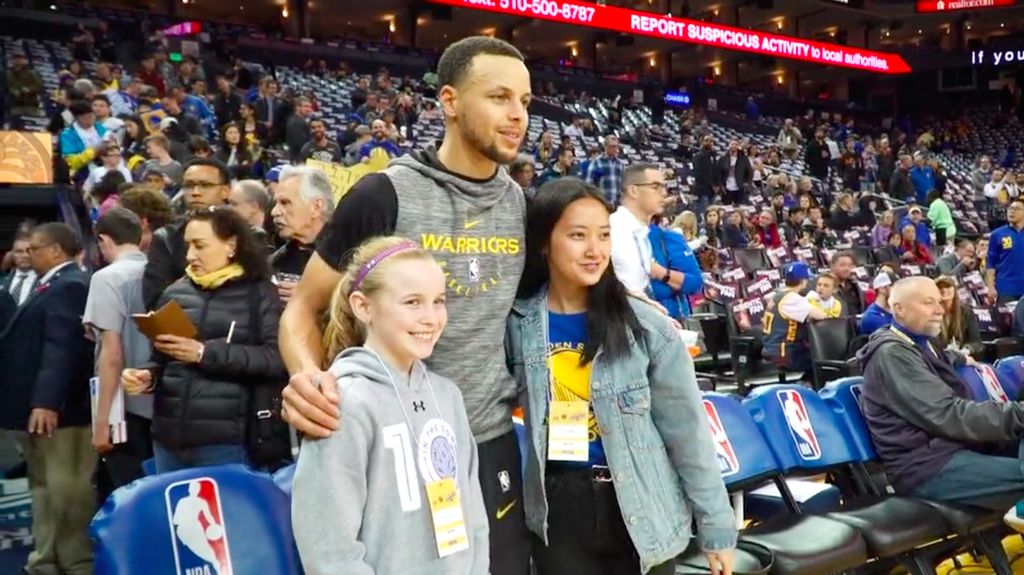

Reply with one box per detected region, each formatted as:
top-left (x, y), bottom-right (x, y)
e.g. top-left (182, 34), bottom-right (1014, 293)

top-left (429, 0), bottom-right (911, 74)
top-left (916, 0), bottom-right (1015, 13)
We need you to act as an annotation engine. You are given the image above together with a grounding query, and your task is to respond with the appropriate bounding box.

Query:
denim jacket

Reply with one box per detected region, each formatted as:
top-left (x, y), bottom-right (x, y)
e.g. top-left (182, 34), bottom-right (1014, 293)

top-left (505, 289), bottom-right (737, 573)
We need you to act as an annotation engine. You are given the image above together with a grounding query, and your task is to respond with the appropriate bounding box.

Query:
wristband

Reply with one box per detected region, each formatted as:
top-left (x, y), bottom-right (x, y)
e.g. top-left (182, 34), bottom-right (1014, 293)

top-left (196, 344), bottom-right (205, 363)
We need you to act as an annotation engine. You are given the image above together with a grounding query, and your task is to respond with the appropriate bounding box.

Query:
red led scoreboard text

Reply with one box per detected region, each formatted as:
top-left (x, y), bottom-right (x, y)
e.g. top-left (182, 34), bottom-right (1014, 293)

top-left (432, 0), bottom-right (911, 74)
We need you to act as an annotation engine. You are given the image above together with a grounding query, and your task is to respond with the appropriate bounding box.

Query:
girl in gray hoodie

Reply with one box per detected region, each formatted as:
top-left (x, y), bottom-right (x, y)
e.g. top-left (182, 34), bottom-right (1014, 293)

top-left (292, 236), bottom-right (489, 575)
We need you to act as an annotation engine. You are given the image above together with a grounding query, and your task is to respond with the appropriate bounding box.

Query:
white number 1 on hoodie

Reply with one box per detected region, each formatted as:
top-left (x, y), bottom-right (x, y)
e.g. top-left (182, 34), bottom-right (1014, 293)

top-left (383, 424), bottom-right (422, 511)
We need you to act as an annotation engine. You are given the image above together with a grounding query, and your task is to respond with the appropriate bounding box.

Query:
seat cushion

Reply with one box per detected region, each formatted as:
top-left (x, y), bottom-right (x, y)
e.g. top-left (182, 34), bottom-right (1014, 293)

top-left (917, 500), bottom-right (1004, 535)
top-left (742, 514), bottom-right (868, 575)
top-left (823, 497), bottom-right (949, 556)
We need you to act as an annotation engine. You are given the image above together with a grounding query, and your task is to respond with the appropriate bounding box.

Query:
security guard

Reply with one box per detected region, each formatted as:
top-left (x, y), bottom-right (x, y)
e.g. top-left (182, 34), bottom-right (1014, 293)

top-left (987, 198), bottom-right (1024, 304)
top-left (763, 262), bottom-right (826, 376)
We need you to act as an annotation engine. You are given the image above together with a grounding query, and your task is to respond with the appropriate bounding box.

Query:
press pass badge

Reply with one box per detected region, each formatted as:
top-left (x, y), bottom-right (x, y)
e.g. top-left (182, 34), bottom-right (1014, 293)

top-left (547, 401), bottom-right (590, 462)
top-left (425, 477), bottom-right (470, 558)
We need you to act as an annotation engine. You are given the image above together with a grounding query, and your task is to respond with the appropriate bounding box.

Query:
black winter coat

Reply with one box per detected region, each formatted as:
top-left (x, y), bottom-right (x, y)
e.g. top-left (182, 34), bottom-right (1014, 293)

top-left (149, 275), bottom-right (286, 450)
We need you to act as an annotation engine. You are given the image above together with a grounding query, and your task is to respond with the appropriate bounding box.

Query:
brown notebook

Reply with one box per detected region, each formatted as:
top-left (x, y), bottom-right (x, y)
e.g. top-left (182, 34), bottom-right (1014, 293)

top-left (132, 300), bottom-right (198, 340)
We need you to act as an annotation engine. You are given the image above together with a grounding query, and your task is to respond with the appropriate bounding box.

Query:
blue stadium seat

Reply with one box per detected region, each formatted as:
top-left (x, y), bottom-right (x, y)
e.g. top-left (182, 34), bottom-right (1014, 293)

top-left (957, 364), bottom-right (1011, 403)
top-left (744, 384), bottom-right (952, 574)
top-left (993, 355), bottom-right (1024, 401)
top-left (91, 464), bottom-right (301, 575)
top-left (701, 392), bottom-right (869, 575)
top-left (819, 377), bottom-right (877, 461)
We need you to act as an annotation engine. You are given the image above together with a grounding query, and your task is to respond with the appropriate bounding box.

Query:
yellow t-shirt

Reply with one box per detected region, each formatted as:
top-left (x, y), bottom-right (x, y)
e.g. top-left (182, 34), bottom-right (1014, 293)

top-left (808, 294), bottom-right (843, 318)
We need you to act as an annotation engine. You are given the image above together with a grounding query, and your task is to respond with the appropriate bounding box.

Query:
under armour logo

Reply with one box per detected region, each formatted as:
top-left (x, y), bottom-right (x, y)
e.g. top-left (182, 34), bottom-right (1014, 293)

top-left (413, 401), bottom-right (426, 412)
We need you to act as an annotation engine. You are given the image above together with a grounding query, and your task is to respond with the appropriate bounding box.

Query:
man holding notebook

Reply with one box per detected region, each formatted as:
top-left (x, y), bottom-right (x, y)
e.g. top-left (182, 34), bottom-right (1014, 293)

top-left (83, 208), bottom-right (153, 496)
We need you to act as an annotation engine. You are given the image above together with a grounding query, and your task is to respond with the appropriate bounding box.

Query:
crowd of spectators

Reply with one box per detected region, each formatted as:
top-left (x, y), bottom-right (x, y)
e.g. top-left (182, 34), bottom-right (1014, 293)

top-left (6, 14), bottom-right (1024, 575)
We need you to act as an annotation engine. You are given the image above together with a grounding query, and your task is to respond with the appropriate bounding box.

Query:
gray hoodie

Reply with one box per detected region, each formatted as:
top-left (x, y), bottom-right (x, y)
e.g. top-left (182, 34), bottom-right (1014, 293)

top-left (387, 149), bottom-right (526, 443)
top-left (292, 347), bottom-right (489, 575)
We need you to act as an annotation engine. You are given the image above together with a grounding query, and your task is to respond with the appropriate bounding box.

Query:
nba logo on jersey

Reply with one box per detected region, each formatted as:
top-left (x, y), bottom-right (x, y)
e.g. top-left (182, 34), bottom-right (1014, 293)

top-left (777, 390), bottom-right (821, 460)
top-left (702, 400), bottom-right (739, 476)
top-left (164, 478), bottom-right (233, 575)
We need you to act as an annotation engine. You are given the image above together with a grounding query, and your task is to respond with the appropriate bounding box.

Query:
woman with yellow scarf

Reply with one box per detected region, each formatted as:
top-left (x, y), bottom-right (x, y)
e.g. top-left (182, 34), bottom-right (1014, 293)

top-left (122, 207), bottom-right (286, 472)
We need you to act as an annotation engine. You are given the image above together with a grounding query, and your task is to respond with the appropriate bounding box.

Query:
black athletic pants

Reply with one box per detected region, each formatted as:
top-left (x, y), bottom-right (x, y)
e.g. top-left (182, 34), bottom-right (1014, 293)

top-left (478, 430), bottom-right (532, 575)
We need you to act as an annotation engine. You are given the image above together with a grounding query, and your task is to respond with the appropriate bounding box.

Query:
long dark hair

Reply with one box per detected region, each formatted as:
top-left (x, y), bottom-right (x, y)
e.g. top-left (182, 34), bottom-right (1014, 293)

top-left (518, 178), bottom-right (642, 364)
top-left (187, 207), bottom-right (271, 281)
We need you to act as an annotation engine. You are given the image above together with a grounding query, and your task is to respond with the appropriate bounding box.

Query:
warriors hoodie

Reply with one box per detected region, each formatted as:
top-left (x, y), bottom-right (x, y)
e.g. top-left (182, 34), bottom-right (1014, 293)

top-left (292, 347), bottom-right (489, 575)
top-left (315, 146), bottom-right (527, 443)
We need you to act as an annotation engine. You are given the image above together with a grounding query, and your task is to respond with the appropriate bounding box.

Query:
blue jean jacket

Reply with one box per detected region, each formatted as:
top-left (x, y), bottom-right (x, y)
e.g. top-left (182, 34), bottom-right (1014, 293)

top-left (505, 289), bottom-right (737, 572)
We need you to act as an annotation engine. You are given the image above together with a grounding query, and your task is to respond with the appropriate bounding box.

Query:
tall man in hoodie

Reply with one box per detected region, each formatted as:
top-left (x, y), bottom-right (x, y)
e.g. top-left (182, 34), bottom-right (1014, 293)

top-left (278, 37), bottom-right (531, 574)
top-left (859, 276), bottom-right (1024, 512)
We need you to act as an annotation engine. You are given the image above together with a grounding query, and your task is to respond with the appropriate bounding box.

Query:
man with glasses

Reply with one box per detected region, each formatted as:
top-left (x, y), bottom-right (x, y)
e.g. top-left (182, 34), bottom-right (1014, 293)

top-left (987, 198), bottom-right (1024, 305)
top-left (83, 142), bottom-right (132, 196)
top-left (0, 223), bottom-right (95, 575)
top-left (142, 158), bottom-right (230, 309)
top-left (584, 134), bottom-right (623, 205)
top-left (610, 163), bottom-right (668, 295)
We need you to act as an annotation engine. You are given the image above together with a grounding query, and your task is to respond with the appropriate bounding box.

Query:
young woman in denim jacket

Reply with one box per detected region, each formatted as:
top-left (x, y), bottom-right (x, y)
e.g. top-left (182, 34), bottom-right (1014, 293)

top-left (505, 178), bottom-right (736, 575)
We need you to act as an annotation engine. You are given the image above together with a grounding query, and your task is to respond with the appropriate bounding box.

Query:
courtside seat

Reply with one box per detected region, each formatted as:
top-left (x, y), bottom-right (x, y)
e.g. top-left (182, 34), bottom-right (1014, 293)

top-left (819, 378), bottom-right (1015, 574)
top-left (701, 393), bottom-right (869, 575)
top-left (745, 385), bottom-right (950, 574)
top-left (91, 464), bottom-right (301, 575)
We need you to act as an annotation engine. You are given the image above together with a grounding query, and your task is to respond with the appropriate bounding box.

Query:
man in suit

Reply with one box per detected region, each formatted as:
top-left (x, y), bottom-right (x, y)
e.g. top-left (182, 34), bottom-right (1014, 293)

top-left (717, 138), bottom-right (752, 206)
top-left (0, 222), bottom-right (95, 575)
top-left (255, 76), bottom-right (284, 146)
top-left (1, 230), bottom-right (37, 303)
top-left (691, 134), bottom-right (718, 216)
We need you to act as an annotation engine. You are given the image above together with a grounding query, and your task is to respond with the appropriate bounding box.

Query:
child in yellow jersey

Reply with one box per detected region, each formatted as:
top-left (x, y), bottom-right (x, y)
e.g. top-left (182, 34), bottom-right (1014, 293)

top-left (807, 272), bottom-right (844, 318)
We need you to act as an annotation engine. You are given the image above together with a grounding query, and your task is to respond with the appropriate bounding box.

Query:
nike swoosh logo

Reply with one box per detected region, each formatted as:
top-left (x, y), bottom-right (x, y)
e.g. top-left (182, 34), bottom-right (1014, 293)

top-left (496, 499), bottom-right (517, 520)
top-left (464, 219), bottom-right (483, 230)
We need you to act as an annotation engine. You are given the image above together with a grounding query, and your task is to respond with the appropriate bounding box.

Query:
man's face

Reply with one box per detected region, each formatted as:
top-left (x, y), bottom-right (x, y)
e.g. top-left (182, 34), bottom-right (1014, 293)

top-left (773, 194), bottom-right (784, 207)
top-left (267, 82), bottom-right (279, 97)
top-left (441, 54), bottom-right (530, 165)
top-left (910, 210), bottom-right (922, 224)
top-left (270, 176), bottom-right (318, 241)
top-left (371, 120), bottom-right (387, 140)
top-left (366, 94), bottom-right (378, 109)
top-left (559, 149), bottom-right (575, 169)
top-left (605, 136), bottom-right (619, 157)
top-left (630, 169), bottom-right (667, 218)
top-left (96, 63), bottom-right (110, 79)
top-left (182, 165), bottom-right (228, 212)
top-left (958, 242), bottom-right (976, 261)
top-left (729, 140), bottom-right (740, 154)
top-left (1008, 202), bottom-right (1024, 225)
top-left (894, 281), bottom-right (944, 337)
top-left (297, 100), bottom-right (313, 117)
top-left (981, 157), bottom-right (991, 171)
top-left (217, 76), bottom-right (230, 92)
top-left (76, 112), bottom-right (95, 129)
top-left (832, 255), bottom-right (853, 281)
top-left (311, 121), bottom-right (326, 140)
top-left (102, 148), bottom-right (121, 167)
top-left (228, 187), bottom-right (261, 226)
top-left (11, 239), bottom-right (30, 270)
top-left (92, 99), bottom-right (110, 120)
top-left (28, 232), bottom-right (60, 275)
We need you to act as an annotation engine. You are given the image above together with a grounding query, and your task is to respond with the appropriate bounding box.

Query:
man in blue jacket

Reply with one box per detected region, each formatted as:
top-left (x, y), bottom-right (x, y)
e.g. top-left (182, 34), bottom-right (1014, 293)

top-left (0, 223), bottom-right (95, 575)
top-left (909, 153), bottom-right (936, 205)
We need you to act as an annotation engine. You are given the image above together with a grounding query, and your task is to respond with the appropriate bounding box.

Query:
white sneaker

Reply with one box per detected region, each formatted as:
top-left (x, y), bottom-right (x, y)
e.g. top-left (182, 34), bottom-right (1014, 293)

top-left (1004, 501), bottom-right (1024, 533)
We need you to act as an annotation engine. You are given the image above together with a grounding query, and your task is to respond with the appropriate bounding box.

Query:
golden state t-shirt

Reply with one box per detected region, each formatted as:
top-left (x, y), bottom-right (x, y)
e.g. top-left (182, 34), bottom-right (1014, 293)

top-left (548, 311), bottom-right (605, 466)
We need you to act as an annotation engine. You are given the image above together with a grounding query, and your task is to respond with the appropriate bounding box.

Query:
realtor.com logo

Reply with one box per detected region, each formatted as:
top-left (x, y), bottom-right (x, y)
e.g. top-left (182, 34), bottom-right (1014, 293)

top-left (971, 49), bottom-right (1024, 67)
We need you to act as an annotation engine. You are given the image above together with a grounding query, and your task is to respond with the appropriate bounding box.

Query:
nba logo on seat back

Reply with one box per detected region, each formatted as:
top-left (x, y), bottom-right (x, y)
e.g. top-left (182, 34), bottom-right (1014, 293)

top-left (164, 478), bottom-right (233, 575)
top-left (777, 390), bottom-right (821, 460)
top-left (702, 400), bottom-right (740, 476)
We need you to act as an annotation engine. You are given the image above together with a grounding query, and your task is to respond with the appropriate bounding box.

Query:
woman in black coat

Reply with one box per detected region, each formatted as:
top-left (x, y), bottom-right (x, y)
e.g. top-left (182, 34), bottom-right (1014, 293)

top-left (122, 207), bottom-right (286, 472)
